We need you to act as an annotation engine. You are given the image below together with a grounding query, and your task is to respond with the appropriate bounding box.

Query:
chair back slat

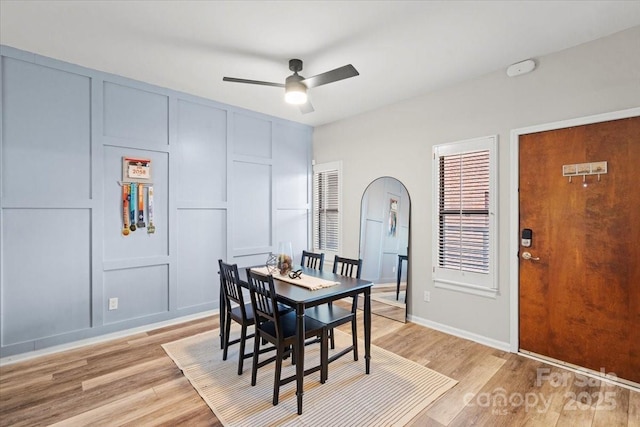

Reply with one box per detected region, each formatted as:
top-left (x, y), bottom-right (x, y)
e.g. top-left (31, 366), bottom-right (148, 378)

top-left (219, 260), bottom-right (247, 312)
top-left (301, 250), bottom-right (324, 271)
top-left (246, 269), bottom-right (281, 337)
top-left (332, 256), bottom-right (362, 279)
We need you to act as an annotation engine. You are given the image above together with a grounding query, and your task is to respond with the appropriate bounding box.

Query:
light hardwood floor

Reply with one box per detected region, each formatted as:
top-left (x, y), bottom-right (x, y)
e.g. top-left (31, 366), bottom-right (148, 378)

top-left (1, 311), bottom-right (638, 426)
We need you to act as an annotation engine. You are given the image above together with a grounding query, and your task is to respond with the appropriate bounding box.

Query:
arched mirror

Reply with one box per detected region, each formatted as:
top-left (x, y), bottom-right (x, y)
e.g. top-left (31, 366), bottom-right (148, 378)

top-left (359, 177), bottom-right (410, 323)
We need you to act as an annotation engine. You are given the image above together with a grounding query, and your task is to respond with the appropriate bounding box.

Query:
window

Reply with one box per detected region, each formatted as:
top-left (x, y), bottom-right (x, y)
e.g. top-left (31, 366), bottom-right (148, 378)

top-left (312, 161), bottom-right (341, 254)
top-left (433, 136), bottom-right (498, 297)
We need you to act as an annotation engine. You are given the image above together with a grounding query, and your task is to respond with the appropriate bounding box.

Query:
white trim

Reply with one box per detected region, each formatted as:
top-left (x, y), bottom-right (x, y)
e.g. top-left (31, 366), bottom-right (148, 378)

top-left (312, 160), bottom-right (343, 256)
top-left (409, 315), bottom-right (638, 392)
top-left (519, 351), bottom-right (640, 392)
top-left (432, 134), bottom-right (499, 296)
top-left (434, 279), bottom-right (499, 298)
top-left (0, 310), bottom-right (218, 366)
top-left (408, 314), bottom-right (511, 352)
top-left (509, 107), bottom-right (640, 353)
top-left (312, 160), bottom-right (342, 174)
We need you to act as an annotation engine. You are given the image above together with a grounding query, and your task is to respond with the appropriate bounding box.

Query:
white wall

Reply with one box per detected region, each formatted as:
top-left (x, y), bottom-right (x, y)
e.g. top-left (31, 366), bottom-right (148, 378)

top-left (312, 26), bottom-right (640, 347)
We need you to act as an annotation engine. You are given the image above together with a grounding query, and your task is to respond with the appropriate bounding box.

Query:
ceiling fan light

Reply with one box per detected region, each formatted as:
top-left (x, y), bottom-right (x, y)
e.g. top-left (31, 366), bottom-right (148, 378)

top-left (285, 73), bottom-right (308, 105)
top-left (285, 82), bottom-right (307, 105)
top-left (285, 90), bottom-right (307, 105)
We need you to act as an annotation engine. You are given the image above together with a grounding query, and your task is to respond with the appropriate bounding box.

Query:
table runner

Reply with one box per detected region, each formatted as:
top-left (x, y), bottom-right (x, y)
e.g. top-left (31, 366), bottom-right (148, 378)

top-left (250, 266), bottom-right (339, 290)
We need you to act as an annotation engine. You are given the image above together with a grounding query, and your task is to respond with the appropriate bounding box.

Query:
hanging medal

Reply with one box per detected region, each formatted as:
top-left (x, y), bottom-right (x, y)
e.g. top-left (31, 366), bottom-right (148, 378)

top-left (137, 183), bottom-right (146, 228)
top-left (122, 183), bottom-right (130, 236)
top-left (147, 186), bottom-right (156, 234)
top-left (129, 183), bottom-right (137, 231)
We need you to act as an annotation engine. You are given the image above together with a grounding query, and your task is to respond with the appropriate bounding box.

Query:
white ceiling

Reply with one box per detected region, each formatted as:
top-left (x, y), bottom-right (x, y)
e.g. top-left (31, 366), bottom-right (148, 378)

top-left (1, 1), bottom-right (639, 127)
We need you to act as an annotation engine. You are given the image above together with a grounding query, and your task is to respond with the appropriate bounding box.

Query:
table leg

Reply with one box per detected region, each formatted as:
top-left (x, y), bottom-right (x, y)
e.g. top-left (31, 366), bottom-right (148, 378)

top-left (296, 303), bottom-right (305, 415)
top-left (364, 287), bottom-right (371, 374)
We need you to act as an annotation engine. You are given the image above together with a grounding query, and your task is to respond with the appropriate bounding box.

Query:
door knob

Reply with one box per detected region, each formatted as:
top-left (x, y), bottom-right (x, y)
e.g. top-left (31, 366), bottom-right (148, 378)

top-left (522, 251), bottom-right (540, 261)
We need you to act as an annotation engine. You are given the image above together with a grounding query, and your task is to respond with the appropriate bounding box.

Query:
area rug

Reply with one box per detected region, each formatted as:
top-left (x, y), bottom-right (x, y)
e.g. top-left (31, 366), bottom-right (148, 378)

top-left (162, 327), bottom-right (457, 426)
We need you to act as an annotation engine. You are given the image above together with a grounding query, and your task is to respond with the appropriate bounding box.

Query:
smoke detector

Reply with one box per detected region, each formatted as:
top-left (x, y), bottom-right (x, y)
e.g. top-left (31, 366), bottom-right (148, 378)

top-left (507, 59), bottom-right (536, 77)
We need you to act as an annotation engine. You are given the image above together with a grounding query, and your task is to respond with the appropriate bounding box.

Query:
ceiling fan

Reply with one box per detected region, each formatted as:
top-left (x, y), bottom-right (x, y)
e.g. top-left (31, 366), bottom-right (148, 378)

top-left (223, 59), bottom-right (359, 114)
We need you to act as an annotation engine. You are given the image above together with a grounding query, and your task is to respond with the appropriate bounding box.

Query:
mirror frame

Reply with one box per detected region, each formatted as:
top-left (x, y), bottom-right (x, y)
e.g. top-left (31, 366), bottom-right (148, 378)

top-left (358, 176), bottom-right (411, 322)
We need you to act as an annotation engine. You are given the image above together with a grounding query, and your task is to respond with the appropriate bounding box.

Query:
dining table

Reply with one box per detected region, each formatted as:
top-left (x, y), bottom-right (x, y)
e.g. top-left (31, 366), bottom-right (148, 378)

top-left (222, 265), bottom-right (373, 415)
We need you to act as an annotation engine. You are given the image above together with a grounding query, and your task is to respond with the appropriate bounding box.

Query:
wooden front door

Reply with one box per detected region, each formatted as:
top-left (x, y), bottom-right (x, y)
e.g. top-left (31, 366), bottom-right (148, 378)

top-left (518, 116), bottom-right (640, 384)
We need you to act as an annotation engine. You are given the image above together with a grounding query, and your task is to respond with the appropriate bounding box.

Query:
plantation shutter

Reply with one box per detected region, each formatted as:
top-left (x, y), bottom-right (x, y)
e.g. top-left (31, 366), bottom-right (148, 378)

top-left (438, 150), bottom-right (490, 274)
top-left (313, 169), bottom-right (339, 251)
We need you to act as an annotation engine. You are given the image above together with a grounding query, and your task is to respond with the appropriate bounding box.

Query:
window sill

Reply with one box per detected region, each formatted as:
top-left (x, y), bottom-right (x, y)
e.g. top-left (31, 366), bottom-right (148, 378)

top-left (433, 279), bottom-right (499, 299)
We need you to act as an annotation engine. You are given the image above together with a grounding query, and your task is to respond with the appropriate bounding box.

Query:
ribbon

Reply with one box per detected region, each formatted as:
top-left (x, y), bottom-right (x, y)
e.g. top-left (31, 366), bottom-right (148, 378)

top-left (137, 183), bottom-right (146, 228)
top-left (129, 183), bottom-right (137, 231)
top-left (122, 183), bottom-right (130, 236)
top-left (147, 186), bottom-right (155, 234)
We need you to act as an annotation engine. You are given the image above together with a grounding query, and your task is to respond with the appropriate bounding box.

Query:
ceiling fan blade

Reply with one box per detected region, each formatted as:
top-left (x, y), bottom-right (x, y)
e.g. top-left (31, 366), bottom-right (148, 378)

top-left (299, 100), bottom-right (315, 114)
top-left (222, 77), bottom-right (285, 88)
top-left (301, 64), bottom-right (359, 89)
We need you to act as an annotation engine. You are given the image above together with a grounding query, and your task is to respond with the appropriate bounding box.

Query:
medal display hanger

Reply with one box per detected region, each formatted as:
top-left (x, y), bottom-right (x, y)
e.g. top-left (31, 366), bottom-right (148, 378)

top-left (120, 155), bottom-right (155, 237)
top-left (122, 157), bottom-right (152, 184)
top-left (117, 181), bottom-right (154, 187)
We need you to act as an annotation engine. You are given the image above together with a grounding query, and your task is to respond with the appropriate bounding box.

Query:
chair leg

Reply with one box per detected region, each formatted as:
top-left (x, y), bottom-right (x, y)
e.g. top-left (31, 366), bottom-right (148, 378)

top-left (222, 312), bottom-right (232, 361)
top-left (251, 332), bottom-right (261, 386)
top-left (320, 328), bottom-right (328, 383)
top-left (219, 318), bottom-right (224, 350)
top-left (396, 267), bottom-right (401, 300)
top-left (237, 324), bottom-right (247, 375)
top-left (273, 346), bottom-right (283, 406)
top-left (283, 345), bottom-right (291, 360)
top-left (351, 318), bottom-right (359, 361)
top-left (350, 297), bottom-right (359, 361)
top-left (328, 301), bottom-right (336, 349)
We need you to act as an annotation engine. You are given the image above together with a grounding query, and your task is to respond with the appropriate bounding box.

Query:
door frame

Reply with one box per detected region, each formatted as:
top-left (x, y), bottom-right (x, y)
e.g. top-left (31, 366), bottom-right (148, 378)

top-left (509, 106), bottom-right (640, 353)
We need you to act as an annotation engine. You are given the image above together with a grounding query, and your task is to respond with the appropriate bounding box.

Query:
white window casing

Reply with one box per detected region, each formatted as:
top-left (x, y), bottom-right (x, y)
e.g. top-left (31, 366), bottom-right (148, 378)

top-left (312, 161), bottom-right (342, 257)
top-left (432, 135), bottom-right (498, 297)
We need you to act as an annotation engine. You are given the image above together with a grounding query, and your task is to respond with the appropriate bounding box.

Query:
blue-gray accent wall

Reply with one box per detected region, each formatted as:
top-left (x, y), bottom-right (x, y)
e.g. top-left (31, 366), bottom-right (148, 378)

top-left (0, 46), bottom-right (312, 357)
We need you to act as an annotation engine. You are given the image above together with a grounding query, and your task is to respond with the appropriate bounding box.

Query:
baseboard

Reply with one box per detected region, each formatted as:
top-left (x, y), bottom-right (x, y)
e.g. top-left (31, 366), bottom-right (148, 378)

top-left (0, 309), bottom-right (218, 366)
top-left (407, 314), bottom-right (511, 352)
top-left (519, 350), bottom-right (640, 392)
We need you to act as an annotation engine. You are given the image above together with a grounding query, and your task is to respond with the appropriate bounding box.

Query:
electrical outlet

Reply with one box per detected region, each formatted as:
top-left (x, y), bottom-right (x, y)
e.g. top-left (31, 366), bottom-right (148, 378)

top-left (109, 297), bottom-right (118, 310)
top-left (424, 291), bottom-right (431, 302)
top-left (392, 266), bottom-right (396, 273)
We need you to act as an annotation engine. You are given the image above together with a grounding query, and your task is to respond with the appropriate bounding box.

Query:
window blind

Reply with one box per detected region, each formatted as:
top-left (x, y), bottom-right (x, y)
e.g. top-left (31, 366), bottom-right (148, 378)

top-left (313, 169), bottom-right (339, 251)
top-left (438, 150), bottom-right (490, 274)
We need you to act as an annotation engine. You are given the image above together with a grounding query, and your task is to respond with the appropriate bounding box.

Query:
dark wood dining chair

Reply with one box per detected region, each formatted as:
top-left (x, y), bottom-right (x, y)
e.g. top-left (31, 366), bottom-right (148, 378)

top-left (246, 268), bottom-right (328, 407)
top-left (333, 256), bottom-right (362, 280)
top-left (305, 255), bottom-right (361, 364)
top-left (219, 259), bottom-right (255, 375)
top-left (300, 250), bottom-right (324, 271)
top-left (396, 254), bottom-right (408, 301)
